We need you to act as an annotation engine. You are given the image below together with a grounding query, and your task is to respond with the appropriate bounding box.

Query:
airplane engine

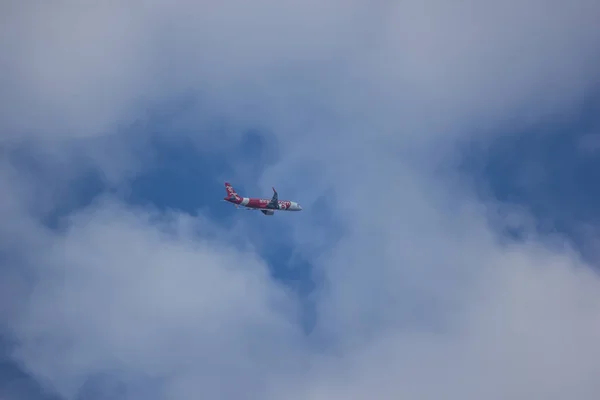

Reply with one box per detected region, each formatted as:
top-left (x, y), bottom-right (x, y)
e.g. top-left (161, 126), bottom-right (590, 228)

top-left (261, 210), bottom-right (275, 216)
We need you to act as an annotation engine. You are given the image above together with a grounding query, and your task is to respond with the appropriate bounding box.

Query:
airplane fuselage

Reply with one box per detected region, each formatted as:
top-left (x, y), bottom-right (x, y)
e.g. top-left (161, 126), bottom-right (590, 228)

top-left (224, 196), bottom-right (302, 211)
top-left (223, 182), bottom-right (302, 215)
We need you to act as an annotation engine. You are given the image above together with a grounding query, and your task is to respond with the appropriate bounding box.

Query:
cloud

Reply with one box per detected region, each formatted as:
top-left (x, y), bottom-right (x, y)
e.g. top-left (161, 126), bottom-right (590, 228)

top-left (3, 0), bottom-right (599, 144)
top-left (4, 198), bottom-right (305, 399)
top-left (298, 217), bottom-right (600, 399)
top-left (2, 0), bottom-right (600, 399)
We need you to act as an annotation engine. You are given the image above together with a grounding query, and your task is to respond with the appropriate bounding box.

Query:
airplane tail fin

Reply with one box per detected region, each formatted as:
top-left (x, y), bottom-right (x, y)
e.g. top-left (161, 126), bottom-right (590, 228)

top-left (224, 182), bottom-right (240, 200)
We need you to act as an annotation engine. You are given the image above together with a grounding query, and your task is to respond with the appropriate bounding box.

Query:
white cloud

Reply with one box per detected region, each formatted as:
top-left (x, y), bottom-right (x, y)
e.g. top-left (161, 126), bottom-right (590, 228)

top-left (2, 0), bottom-right (600, 399)
top-left (5, 199), bottom-right (305, 399)
top-left (3, 0), bottom-right (598, 144)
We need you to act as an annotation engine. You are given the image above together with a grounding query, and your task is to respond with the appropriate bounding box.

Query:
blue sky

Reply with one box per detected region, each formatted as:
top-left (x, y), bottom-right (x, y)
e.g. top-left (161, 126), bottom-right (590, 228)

top-left (2, 2), bottom-right (600, 399)
top-left (461, 94), bottom-right (600, 256)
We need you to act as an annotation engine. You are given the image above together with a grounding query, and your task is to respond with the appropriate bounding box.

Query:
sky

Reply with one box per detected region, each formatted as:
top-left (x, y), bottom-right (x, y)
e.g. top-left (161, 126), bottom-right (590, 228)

top-left (2, 0), bottom-right (600, 399)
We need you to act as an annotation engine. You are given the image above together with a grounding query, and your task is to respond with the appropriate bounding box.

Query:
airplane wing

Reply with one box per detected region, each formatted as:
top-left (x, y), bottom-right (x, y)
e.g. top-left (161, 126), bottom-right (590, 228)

top-left (266, 187), bottom-right (278, 209)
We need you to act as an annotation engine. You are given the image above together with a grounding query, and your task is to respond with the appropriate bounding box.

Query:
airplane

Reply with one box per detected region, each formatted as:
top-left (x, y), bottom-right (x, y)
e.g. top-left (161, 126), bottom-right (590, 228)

top-left (222, 182), bottom-right (303, 215)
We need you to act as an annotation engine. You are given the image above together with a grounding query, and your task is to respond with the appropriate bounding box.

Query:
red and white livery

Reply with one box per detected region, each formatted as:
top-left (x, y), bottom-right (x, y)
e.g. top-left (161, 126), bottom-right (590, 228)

top-left (223, 182), bottom-right (302, 215)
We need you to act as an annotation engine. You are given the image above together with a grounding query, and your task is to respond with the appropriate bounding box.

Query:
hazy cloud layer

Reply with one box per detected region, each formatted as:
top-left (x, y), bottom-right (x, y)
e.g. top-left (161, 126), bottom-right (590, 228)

top-left (3, 0), bottom-right (599, 143)
top-left (2, 0), bottom-right (600, 399)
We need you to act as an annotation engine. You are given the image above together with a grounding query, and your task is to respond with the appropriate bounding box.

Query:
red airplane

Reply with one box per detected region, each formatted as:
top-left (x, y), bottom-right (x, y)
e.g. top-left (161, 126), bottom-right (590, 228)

top-left (223, 182), bottom-right (303, 215)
